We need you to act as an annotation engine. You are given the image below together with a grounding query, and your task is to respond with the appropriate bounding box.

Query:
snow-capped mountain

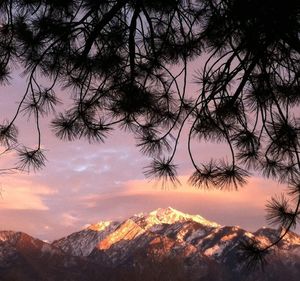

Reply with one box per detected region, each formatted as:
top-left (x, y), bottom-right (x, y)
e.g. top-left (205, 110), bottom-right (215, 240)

top-left (1, 207), bottom-right (300, 281)
top-left (90, 207), bottom-right (221, 266)
top-left (52, 221), bottom-right (119, 256)
top-left (52, 207), bottom-right (219, 258)
top-left (133, 207), bottom-right (220, 228)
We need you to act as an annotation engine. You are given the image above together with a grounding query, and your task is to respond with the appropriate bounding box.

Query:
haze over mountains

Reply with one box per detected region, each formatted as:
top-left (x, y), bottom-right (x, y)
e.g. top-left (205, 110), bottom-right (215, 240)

top-left (1, 207), bottom-right (300, 281)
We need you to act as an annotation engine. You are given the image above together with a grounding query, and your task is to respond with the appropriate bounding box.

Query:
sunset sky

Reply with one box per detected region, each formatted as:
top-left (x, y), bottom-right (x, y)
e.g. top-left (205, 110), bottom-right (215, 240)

top-left (0, 70), bottom-right (298, 242)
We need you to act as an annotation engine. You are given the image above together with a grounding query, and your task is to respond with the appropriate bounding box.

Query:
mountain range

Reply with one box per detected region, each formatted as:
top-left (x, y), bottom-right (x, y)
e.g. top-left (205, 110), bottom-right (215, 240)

top-left (1, 207), bottom-right (300, 281)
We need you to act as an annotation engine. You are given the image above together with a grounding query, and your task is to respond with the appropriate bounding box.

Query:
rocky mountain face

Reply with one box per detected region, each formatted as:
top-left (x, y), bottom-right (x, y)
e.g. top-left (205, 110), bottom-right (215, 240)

top-left (1, 207), bottom-right (300, 281)
top-left (52, 221), bottom-right (119, 256)
top-left (0, 231), bottom-right (109, 281)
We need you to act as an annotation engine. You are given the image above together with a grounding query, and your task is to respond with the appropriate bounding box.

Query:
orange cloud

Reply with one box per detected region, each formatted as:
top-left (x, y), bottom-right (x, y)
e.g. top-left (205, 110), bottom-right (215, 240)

top-left (85, 175), bottom-right (285, 207)
top-left (77, 175), bottom-right (287, 231)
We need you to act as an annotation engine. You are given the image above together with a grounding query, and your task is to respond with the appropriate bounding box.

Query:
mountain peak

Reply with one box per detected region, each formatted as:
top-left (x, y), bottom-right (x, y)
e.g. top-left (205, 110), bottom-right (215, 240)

top-left (150, 206), bottom-right (181, 215)
top-left (2, 208), bottom-right (300, 281)
top-left (149, 207), bottom-right (190, 220)
top-left (147, 207), bottom-right (220, 228)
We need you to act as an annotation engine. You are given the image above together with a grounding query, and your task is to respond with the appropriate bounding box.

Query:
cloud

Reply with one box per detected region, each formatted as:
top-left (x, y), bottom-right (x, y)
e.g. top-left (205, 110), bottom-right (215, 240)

top-left (78, 175), bottom-right (286, 232)
top-left (81, 175), bottom-right (283, 206)
top-left (61, 212), bottom-right (80, 227)
top-left (0, 174), bottom-right (56, 210)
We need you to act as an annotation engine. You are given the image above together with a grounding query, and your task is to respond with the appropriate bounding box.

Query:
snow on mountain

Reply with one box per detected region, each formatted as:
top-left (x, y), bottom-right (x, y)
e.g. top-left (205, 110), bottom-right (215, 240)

top-left (254, 227), bottom-right (300, 247)
top-left (54, 207), bottom-right (220, 259)
top-left (131, 207), bottom-right (220, 228)
top-left (52, 221), bottom-right (119, 256)
top-left (84, 208), bottom-right (300, 281)
top-left (1, 208), bottom-right (300, 281)
top-left (94, 207), bottom-right (219, 251)
top-left (147, 207), bottom-right (220, 227)
top-left (85, 208), bottom-right (299, 271)
top-left (52, 207), bottom-right (300, 266)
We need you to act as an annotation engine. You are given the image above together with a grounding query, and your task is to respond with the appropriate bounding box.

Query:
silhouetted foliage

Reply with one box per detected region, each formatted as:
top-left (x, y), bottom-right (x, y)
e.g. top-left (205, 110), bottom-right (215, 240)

top-left (0, 0), bottom-right (299, 268)
top-left (239, 237), bottom-right (269, 271)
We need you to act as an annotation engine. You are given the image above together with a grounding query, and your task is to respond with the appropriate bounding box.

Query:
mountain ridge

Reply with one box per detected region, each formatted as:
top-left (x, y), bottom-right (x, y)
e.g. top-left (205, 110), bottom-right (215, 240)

top-left (1, 207), bottom-right (300, 281)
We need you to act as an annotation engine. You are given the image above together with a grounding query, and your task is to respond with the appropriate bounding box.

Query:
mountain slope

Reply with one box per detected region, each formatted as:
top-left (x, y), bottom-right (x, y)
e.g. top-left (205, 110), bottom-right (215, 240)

top-left (1, 208), bottom-right (300, 281)
top-left (0, 231), bottom-right (99, 281)
top-left (52, 221), bottom-right (119, 256)
top-left (0, 231), bottom-right (110, 281)
top-left (87, 207), bottom-right (300, 280)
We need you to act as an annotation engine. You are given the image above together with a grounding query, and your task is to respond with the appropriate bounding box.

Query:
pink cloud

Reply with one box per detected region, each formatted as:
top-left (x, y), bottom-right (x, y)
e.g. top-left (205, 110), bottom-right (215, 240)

top-left (0, 174), bottom-right (56, 210)
top-left (77, 175), bottom-right (287, 232)
top-left (61, 213), bottom-right (80, 227)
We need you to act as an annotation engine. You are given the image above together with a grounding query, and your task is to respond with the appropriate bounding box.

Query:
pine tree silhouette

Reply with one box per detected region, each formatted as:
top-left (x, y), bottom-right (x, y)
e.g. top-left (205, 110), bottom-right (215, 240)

top-left (0, 0), bottom-right (299, 267)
